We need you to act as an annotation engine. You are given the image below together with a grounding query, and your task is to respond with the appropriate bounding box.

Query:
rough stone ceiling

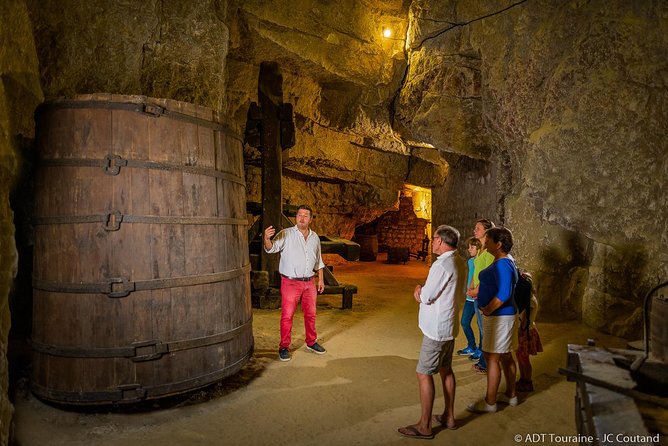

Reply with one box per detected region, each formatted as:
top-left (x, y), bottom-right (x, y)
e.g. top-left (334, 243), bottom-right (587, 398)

top-left (226, 0), bottom-right (411, 151)
top-left (229, 0), bottom-right (409, 85)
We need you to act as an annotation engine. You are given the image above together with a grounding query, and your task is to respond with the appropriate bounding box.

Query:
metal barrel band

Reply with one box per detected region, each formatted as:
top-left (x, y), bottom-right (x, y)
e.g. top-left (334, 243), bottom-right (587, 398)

top-left (39, 155), bottom-right (246, 186)
top-left (32, 263), bottom-right (251, 297)
top-left (30, 381), bottom-right (147, 404)
top-left (30, 345), bottom-right (253, 404)
top-left (33, 213), bottom-right (249, 231)
top-left (103, 154), bottom-right (128, 175)
top-left (162, 318), bottom-right (252, 353)
top-left (30, 318), bottom-right (252, 361)
top-left (141, 347), bottom-right (252, 398)
top-left (130, 340), bottom-right (169, 362)
top-left (105, 211), bottom-right (123, 231)
top-left (34, 100), bottom-right (242, 142)
top-left (118, 384), bottom-right (147, 402)
top-left (106, 276), bottom-right (135, 297)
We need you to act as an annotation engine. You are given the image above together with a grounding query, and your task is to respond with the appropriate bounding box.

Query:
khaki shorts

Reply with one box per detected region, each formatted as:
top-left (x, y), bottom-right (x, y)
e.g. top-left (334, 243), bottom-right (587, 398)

top-left (482, 314), bottom-right (518, 353)
top-left (416, 337), bottom-right (454, 375)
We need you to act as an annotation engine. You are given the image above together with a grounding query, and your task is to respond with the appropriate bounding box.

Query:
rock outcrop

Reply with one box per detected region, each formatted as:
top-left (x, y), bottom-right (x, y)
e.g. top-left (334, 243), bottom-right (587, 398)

top-left (398, 0), bottom-right (668, 333)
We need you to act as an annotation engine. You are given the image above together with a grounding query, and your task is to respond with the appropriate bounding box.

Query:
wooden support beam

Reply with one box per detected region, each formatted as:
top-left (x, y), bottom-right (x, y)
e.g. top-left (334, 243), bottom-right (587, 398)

top-left (245, 62), bottom-right (359, 306)
top-left (258, 62), bottom-right (284, 287)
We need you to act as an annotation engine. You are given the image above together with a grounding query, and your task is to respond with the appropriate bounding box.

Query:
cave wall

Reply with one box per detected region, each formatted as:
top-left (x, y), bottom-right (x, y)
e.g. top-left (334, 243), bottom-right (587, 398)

top-left (28, 0), bottom-right (230, 110)
top-left (432, 153), bottom-right (499, 240)
top-left (0, 0), bottom-right (43, 443)
top-left (1, 9), bottom-right (664, 433)
top-left (397, 0), bottom-right (668, 334)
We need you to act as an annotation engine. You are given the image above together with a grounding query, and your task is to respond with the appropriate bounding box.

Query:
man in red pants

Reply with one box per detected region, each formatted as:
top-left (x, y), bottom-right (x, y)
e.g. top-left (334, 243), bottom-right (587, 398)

top-left (264, 204), bottom-right (326, 362)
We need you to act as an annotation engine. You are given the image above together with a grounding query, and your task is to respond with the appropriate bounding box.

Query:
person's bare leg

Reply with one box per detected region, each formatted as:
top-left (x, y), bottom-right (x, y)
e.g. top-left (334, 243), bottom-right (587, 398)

top-left (485, 352), bottom-right (501, 405)
top-left (517, 352), bottom-right (532, 382)
top-left (416, 372), bottom-right (435, 433)
top-left (434, 367), bottom-right (456, 428)
top-left (500, 353), bottom-right (517, 397)
top-left (398, 372), bottom-right (435, 437)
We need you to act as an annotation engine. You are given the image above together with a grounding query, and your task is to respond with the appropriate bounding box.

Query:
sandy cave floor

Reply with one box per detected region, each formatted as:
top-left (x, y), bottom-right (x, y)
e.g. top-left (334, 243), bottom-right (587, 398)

top-left (11, 255), bottom-right (639, 446)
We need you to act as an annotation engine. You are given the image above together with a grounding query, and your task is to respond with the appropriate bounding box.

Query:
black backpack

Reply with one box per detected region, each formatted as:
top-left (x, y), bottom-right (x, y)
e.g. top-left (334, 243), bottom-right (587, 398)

top-left (514, 269), bottom-right (534, 335)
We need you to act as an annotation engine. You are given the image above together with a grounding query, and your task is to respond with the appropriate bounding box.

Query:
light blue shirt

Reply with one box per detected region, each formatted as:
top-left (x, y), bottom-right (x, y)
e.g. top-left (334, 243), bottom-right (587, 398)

top-left (465, 257), bottom-right (475, 302)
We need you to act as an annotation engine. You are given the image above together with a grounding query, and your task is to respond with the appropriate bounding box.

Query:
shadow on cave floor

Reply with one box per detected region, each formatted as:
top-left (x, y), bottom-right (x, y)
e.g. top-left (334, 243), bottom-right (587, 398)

top-left (10, 254), bottom-right (633, 446)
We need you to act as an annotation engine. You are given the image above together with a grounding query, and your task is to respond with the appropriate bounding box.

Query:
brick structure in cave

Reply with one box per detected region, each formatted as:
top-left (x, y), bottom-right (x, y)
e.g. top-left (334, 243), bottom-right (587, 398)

top-left (358, 196), bottom-right (428, 255)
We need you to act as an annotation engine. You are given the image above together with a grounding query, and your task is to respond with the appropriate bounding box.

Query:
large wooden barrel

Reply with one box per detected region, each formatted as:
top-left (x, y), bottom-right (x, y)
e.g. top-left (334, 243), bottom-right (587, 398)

top-left (31, 94), bottom-right (253, 405)
top-left (355, 234), bottom-right (378, 262)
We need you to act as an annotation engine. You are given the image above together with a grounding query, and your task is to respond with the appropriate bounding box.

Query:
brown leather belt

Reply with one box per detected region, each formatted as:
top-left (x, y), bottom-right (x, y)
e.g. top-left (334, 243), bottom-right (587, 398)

top-left (281, 274), bottom-right (314, 282)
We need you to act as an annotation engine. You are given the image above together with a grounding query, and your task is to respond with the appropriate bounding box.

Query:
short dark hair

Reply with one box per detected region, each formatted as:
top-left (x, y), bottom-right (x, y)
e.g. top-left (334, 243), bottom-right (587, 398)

top-left (485, 227), bottom-right (514, 253)
top-left (435, 225), bottom-right (460, 248)
top-left (467, 236), bottom-right (481, 249)
top-left (475, 218), bottom-right (495, 231)
top-left (297, 204), bottom-right (313, 217)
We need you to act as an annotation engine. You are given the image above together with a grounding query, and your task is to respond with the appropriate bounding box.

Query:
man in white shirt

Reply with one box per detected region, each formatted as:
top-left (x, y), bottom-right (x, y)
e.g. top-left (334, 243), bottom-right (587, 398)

top-left (398, 225), bottom-right (465, 439)
top-left (264, 204), bottom-right (326, 362)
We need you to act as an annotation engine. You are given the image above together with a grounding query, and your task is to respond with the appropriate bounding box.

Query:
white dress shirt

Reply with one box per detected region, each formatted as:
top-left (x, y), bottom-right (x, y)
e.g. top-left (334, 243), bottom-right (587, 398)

top-left (265, 225), bottom-right (325, 278)
top-left (418, 250), bottom-right (463, 342)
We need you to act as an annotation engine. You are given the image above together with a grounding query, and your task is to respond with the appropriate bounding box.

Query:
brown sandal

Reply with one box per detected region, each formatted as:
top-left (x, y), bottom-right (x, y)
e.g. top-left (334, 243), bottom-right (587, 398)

top-left (432, 414), bottom-right (458, 430)
top-left (398, 425), bottom-right (434, 439)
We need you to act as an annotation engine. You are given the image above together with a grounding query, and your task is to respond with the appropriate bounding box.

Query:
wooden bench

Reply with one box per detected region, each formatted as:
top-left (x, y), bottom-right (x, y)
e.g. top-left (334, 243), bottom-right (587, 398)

top-left (322, 266), bottom-right (357, 309)
top-left (322, 284), bottom-right (358, 309)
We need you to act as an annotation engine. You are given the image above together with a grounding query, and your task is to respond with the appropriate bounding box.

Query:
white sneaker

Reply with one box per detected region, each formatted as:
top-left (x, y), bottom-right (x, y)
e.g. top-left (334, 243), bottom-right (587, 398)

top-left (497, 394), bottom-right (519, 406)
top-left (467, 398), bottom-right (497, 413)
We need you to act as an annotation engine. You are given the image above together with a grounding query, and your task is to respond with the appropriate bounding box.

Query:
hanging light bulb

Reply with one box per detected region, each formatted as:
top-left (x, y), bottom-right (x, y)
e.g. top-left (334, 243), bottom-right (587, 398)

top-left (383, 28), bottom-right (392, 38)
